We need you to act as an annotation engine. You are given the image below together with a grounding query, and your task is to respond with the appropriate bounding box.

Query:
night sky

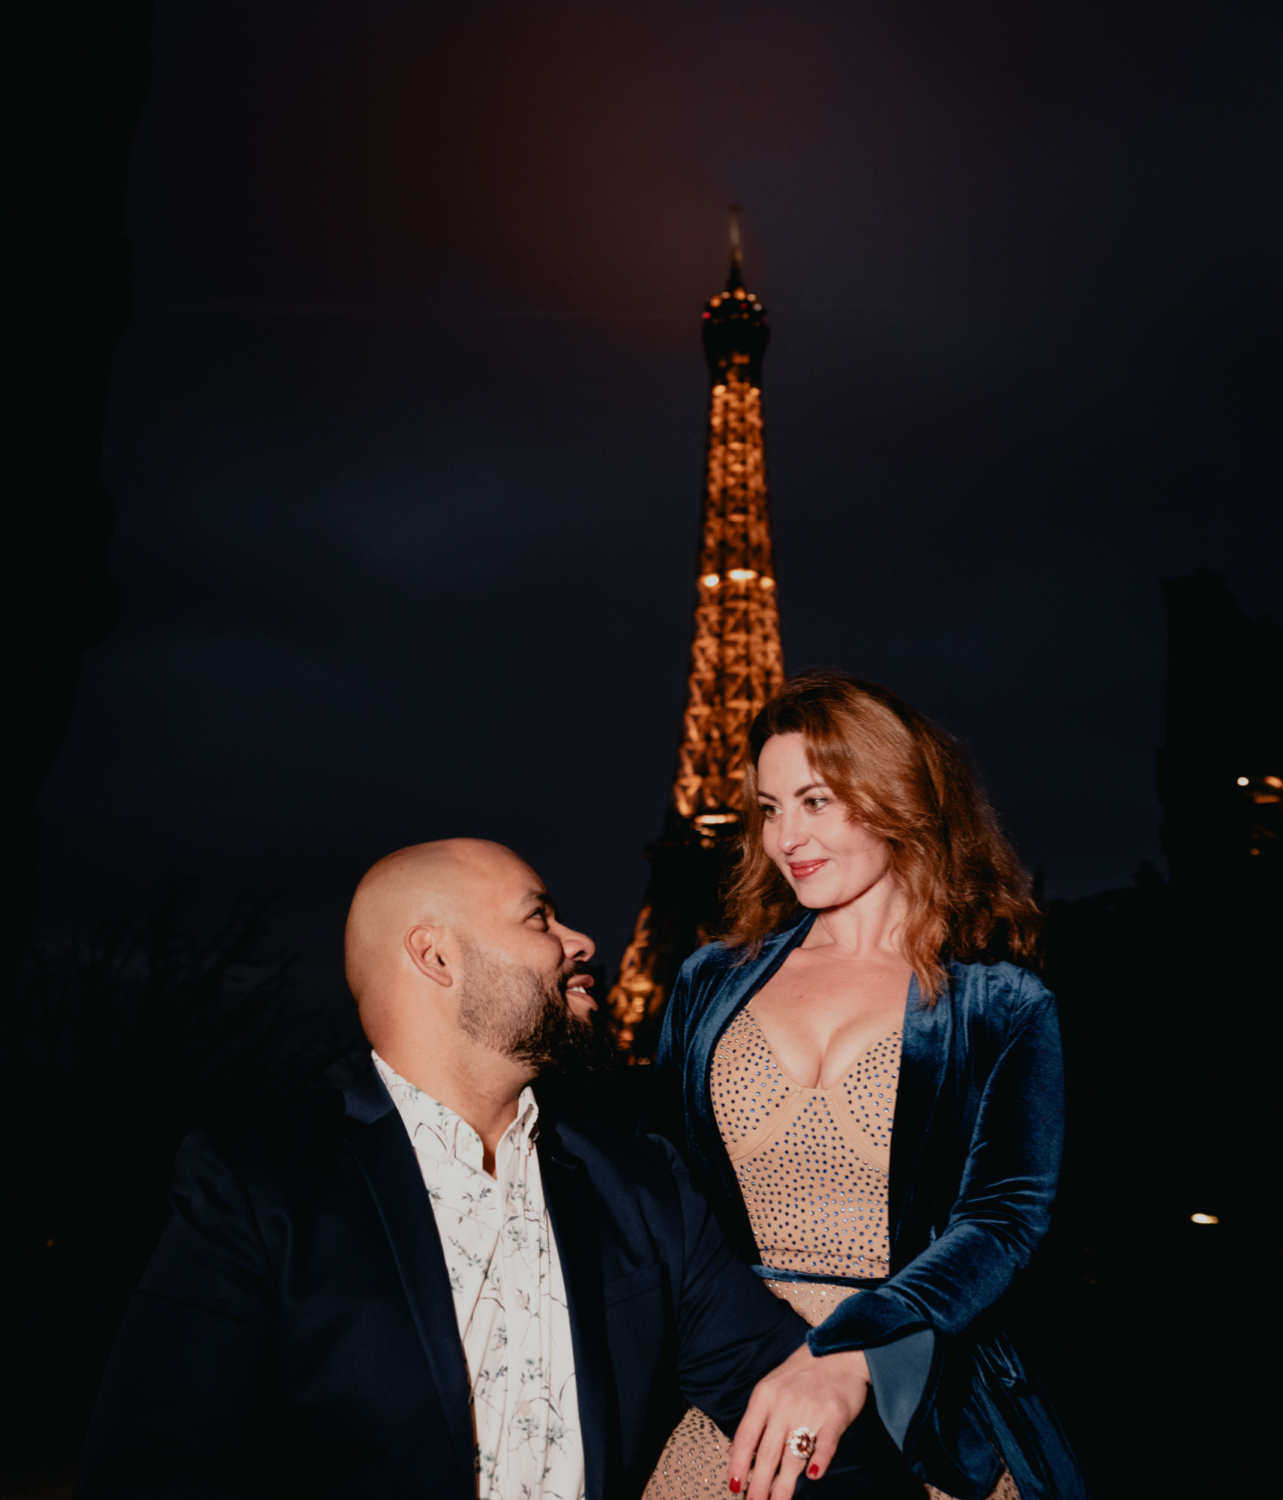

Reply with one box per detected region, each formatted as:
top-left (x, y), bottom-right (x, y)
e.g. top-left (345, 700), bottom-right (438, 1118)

top-left (37, 0), bottom-right (1279, 1000)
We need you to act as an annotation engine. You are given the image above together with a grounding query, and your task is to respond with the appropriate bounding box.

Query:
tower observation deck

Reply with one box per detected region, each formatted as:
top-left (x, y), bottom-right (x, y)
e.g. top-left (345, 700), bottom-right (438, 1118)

top-left (609, 212), bottom-right (785, 1059)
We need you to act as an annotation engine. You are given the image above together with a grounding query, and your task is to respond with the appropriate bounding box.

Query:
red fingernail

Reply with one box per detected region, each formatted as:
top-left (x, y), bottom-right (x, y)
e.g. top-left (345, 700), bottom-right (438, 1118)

top-left (728, 1482), bottom-right (741, 1495)
top-left (809, 1464), bottom-right (819, 1478)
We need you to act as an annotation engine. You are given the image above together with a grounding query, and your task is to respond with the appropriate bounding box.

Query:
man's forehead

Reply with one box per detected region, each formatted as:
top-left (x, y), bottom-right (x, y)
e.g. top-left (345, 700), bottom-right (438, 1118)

top-left (509, 875), bottom-right (552, 911)
top-left (470, 851), bottom-right (546, 907)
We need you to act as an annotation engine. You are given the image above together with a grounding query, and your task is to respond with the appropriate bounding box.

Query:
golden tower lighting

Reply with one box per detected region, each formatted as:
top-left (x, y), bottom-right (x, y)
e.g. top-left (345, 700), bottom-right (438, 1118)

top-left (609, 210), bottom-right (785, 1059)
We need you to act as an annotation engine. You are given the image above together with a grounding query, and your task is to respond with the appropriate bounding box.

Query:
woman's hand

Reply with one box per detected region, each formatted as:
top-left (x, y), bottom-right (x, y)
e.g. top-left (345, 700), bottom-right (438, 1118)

top-left (726, 1342), bottom-right (871, 1498)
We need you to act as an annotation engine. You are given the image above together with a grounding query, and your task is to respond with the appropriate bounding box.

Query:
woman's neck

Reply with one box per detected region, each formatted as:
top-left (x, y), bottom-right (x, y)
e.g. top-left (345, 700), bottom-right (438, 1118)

top-left (804, 869), bottom-right (909, 960)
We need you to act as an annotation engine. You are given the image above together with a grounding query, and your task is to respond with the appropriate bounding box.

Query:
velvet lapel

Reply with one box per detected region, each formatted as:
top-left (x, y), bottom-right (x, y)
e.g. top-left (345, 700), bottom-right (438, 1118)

top-left (887, 972), bottom-right (953, 1270)
top-left (687, 913), bottom-right (818, 1126)
top-left (342, 1066), bottom-right (475, 1495)
top-left (671, 915), bottom-right (809, 1241)
top-left (538, 1126), bottom-right (614, 1500)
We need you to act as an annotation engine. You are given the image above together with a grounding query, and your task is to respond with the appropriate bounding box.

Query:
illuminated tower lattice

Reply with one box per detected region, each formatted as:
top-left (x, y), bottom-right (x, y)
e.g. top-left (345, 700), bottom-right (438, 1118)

top-left (609, 214), bottom-right (785, 1059)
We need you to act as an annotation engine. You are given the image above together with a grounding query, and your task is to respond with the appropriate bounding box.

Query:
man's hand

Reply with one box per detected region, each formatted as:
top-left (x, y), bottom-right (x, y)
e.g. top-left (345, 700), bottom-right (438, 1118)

top-left (727, 1341), bottom-right (870, 1499)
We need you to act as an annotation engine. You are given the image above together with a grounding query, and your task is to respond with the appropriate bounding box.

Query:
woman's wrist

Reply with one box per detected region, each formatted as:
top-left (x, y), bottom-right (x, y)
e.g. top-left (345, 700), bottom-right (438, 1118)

top-left (812, 1345), bottom-right (871, 1385)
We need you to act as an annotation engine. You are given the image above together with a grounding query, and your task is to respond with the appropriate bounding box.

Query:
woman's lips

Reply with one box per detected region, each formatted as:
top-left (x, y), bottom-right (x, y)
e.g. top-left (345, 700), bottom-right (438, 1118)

top-left (787, 859), bottom-right (829, 879)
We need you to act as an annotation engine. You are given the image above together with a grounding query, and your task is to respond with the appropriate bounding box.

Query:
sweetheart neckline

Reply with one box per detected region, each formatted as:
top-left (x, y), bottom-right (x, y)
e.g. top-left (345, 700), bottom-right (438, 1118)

top-left (741, 1004), bottom-right (901, 1094)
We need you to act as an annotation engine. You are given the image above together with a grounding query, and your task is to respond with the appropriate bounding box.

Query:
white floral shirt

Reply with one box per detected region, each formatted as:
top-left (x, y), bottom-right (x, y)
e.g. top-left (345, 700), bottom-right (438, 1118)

top-left (373, 1053), bottom-right (585, 1500)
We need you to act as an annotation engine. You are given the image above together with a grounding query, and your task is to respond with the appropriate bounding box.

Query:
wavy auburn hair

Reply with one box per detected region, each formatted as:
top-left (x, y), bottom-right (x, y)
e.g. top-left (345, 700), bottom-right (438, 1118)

top-left (722, 670), bottom-right (1040, 1001)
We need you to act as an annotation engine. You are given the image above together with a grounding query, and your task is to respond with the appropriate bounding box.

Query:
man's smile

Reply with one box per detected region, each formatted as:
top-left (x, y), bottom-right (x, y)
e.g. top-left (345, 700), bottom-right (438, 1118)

top-left (563, 971), bottom-right (597, 1011)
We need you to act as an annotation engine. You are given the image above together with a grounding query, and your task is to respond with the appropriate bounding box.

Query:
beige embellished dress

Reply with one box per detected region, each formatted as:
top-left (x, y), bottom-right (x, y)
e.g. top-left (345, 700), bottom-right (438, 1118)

top-left (643, 1004), bottom-right (1019, 1500)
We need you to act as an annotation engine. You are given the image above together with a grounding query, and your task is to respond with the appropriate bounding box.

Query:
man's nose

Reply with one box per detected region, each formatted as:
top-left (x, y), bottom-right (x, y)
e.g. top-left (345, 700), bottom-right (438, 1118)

top-left (553, 919), bottom-right (595, 964)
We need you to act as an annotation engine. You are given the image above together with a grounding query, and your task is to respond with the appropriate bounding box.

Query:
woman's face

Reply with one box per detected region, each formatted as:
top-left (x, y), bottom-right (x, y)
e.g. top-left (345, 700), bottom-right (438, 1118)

top-left (756, 732), bottom-right (895, 910)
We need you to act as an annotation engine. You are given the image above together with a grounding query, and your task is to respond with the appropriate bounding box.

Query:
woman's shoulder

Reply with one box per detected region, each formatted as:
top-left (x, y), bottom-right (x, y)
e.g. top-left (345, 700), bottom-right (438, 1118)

top-left (666, 935), bottom-right (768, 1040)
top-left (676, 909), bottom-right (813, 991)
top-left (656, 941), bottom-right (740, 1067)
top-left (945, 958), bottom-right (1054, 1021)
top-left (670, 940), bottom-right (741, 1020)
top-left (677, 938), bottom-right (740, 984)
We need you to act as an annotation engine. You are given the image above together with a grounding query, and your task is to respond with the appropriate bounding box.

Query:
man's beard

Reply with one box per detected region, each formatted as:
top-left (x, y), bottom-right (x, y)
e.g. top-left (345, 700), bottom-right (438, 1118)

top-left (456, 940), bottom-right (614, 1076)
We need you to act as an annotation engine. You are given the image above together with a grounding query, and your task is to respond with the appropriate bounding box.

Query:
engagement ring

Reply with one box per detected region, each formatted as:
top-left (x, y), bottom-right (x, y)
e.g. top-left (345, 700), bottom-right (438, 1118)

top-left (786, 1426), bottom-right (817, 1461)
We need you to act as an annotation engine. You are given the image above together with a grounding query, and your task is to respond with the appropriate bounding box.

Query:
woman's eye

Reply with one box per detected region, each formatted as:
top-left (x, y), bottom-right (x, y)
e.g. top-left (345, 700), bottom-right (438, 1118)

top-left (759, 804), bottom-right (780, 818)
top-left (805, 796), bottom-right (829, 812)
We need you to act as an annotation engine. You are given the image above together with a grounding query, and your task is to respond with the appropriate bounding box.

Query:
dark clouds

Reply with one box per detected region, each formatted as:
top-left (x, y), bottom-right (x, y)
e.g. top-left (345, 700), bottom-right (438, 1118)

top-left (38, 0), bottom-right (1281, 989)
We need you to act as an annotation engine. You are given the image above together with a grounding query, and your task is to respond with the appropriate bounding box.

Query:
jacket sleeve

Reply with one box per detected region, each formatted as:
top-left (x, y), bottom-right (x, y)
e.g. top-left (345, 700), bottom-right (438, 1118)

top-left (808, 982), bottom-right (1065, 1441)
top-left (77, 1132), bottom-right (273, 1498)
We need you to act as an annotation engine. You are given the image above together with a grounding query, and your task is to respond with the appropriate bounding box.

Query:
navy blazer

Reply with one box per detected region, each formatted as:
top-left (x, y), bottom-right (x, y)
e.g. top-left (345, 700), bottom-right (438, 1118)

top-left (655, 913), bottom-right (1088, 1500)
top-left (77, 1064), bottom-right (813, 1500)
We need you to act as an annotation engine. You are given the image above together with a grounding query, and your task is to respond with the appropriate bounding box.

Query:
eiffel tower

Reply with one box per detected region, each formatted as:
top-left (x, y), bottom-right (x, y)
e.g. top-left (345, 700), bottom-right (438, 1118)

top-left (609, 211), bottom-right (785, 1060)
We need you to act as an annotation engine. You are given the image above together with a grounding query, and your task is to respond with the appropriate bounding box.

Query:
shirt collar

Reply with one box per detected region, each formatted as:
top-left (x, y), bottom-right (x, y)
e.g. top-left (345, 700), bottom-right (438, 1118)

top-left (372, 1051), bottom-right (541, 1168)
top-left (512, 1084), bottom-right (541, 1145)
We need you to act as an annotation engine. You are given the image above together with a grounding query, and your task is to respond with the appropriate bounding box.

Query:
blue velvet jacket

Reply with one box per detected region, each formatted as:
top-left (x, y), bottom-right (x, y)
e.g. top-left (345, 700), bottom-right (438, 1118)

top-left (655, 912), bottom-right (1087, 1500)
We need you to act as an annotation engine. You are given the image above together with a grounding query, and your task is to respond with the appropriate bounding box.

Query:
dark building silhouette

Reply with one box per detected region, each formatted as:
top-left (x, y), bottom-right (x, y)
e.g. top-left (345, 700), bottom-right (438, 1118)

top-left (1, 3), bottom-right (150, 1004)
top-left (1, 9), bottom-right (151, 1492)
top-left (1036, 570), bottom-right (1279, 1495)
top-left (1157, 568), bottom-right (1283, 900)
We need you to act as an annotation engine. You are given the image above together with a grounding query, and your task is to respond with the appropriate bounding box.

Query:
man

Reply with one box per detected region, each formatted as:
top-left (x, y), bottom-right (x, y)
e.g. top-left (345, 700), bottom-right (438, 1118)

top-left (78, 840), bottom-right (879, 1500)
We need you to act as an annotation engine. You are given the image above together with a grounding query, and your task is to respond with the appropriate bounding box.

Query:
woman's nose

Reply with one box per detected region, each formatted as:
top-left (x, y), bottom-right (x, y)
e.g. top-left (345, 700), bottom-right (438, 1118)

top-left (778, 821), bottom-right (807, 854)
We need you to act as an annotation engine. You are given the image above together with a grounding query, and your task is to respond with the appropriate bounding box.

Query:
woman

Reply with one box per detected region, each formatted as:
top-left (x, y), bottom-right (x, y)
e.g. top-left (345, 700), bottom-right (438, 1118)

top-left (645, 671), bottom-right (1085, 1500)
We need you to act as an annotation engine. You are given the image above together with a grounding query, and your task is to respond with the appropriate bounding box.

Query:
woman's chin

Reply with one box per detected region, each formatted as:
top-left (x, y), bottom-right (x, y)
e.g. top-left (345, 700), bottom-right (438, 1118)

top-left (790, 881), bottom-right (840, 910)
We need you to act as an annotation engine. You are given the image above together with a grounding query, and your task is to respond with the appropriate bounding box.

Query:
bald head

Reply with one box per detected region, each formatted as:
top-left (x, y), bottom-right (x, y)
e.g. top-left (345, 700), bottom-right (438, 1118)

top-left (345, 838), bottom-right (535, 1006)
top-left (345, 839), bottom-right (601, 1155)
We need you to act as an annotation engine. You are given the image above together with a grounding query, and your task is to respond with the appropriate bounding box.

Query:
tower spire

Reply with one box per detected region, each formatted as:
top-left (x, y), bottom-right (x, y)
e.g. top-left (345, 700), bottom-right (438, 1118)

top-left (727, 203), bottom-right (744, 289)
top-left (609, 212), bottom-right (785, 1059)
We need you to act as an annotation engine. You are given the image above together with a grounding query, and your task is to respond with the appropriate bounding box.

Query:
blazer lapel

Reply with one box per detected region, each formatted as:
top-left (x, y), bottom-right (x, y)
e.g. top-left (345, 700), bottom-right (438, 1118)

top-left (342, 1067), bottom-right (475, 1494)
top-left (686, 911), bottom-right (817, 1137)
top-left (683, 912), bottom-right (816, 1247)
top-left (538, 1126), bottom-right (615, 1500)
top-left (887, 972), bottom-right (952, 1269)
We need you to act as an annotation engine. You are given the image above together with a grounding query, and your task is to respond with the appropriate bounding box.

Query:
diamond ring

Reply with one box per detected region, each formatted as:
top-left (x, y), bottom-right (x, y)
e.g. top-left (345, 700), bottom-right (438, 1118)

top-left (786, 1426), bottom-right (817, 1461)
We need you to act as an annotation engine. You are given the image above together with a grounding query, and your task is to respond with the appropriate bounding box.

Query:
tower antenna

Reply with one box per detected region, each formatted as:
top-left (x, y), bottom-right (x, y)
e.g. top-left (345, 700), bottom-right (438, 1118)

top-left (726, 204), bottom-right (746, 290)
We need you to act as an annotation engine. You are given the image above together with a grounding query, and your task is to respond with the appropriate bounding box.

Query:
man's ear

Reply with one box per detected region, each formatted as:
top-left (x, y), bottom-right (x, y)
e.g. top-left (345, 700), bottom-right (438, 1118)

top-left (404, 925), bottom-right (454, 988)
